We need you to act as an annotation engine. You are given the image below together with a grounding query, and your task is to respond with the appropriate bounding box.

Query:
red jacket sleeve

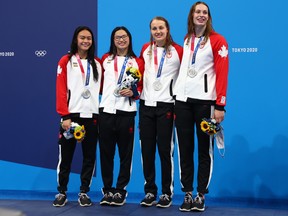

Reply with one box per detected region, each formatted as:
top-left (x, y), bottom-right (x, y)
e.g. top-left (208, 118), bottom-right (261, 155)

top-left (135, 57), bottom-right (144, 98)
top-left (210, 32), bottom-right (229, 109)
top-left (100, 53), bottom-right (110, 95)
top-left (172, 42), bottom-right (183, 63)
top-left (56, 55), bottom-right (70, 119)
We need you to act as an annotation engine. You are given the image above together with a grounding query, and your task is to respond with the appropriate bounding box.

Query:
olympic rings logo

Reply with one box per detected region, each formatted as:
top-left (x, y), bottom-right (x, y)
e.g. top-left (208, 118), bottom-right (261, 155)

top-left (35, 50), bottom-right (47, 57)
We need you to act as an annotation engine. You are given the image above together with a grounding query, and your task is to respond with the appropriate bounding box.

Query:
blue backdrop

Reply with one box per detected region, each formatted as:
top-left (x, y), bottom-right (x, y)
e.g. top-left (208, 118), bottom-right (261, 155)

top-left (1, 0), bottom-right (288, 202)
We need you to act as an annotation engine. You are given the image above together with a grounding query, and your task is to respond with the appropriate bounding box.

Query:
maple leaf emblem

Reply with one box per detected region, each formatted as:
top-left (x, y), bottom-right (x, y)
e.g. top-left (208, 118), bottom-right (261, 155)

top-left (57, 65), bottom-right (62, 76)
top-left (218, 45), bottom-right (228, 58)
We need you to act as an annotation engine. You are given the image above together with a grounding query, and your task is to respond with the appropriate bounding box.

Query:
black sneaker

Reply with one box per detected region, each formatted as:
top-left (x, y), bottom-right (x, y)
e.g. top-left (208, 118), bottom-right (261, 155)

top-left (179, 193), bottom-right (193, 212)
top-left (53, 193), bottom-right (67, 207)
top-left (110, 192), bottom-right (126, 206)
top-left (191, 193), bottom-right (205, 211)
top-left (78, 193), bottom-right (92, 207)
top-left (100, 192), bottom-right (114, 205)
top-left (140, 193), bottom-right (157, 207)
top-left (156, 194), bottom-right (172, 208)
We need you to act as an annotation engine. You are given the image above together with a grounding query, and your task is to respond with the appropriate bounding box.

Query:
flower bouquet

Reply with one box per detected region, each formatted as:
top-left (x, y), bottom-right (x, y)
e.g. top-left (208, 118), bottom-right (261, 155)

top-left (200, 118), bottom-right (222, 135)
top-left (114, 67), bottom-right (142, 97)
top-left (63, 122), bottom-right (86, 142)
top-left (200, 118), bottom-right (225, 157)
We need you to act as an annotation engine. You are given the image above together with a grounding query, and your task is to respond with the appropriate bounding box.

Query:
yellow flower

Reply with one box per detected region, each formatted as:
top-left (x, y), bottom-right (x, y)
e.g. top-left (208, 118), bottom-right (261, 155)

top-left (74, 125), bottom-right (86, 142)
top-left (200, 119), bottom-right (218, 135)
top-left (127, 67), bottom-right (141, 80)
top-left (200, 121), bottom-right (209, 132)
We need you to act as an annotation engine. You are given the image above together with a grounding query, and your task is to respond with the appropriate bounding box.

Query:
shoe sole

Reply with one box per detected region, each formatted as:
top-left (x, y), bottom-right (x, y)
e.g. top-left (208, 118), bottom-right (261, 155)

top-left (140, 201), bottom-right (157, 207)
top-left (110, 199), bottom-right (126, 206)
top-left (179, 207), bottom-right (192, 212)
top-left (79, 203), bottom-right (92, 207)
top-left (100, 201), bottom-right (111, 205)
top-left (53, 199), bottom-right (68, 207)
top-left (191, 207), bottom-right (205, 211)
top-left (156, 202), bottom-right (172, 208)
top-left (78, 199), bottom-right (92, 207)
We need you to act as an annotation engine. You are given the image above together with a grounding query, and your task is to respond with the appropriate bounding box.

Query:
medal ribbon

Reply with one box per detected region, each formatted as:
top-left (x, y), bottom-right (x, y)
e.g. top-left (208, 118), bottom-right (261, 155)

top-left (190, 35), bottom-right (203, 65)
top-left (76, 53), bottom-right (91, 87)
top-left (114, 56), bottom-right (129, 84)
top-left (153, 45), bottom-right (166, 79)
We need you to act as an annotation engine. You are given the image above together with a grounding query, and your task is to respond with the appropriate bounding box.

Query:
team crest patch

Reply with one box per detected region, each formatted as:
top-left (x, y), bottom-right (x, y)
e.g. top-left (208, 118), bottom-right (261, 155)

top-left (107, 55), bottom-right (113, 63)
top-left (220, 96), bottom-right (226, 104)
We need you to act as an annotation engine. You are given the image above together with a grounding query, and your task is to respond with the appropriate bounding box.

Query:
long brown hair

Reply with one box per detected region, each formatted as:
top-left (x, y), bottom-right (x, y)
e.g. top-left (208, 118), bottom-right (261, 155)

top-left (187, 1), bottom-right (213, 44)
top-left (149, 16), bottom-right (174, 51)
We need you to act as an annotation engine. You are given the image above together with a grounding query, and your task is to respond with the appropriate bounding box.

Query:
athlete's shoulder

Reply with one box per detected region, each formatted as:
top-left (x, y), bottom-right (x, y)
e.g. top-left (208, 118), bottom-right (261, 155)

top-left (94, 56), bottom-right (102, 64)
top-left (210, 31), bottom-right (227, 42)
top-left (141, 42), bottom-right (151, 52)
top-left (101, 53), bottom-right (111, 62)
top-left (58, 54), bottom-right (71, 66)
top-left (171, 42), bottom-right (183, 50)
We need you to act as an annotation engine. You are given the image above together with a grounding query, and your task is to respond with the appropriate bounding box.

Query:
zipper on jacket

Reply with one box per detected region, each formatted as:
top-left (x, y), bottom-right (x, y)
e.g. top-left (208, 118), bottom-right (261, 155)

top-left (204, 74), bottom-right (208, 93)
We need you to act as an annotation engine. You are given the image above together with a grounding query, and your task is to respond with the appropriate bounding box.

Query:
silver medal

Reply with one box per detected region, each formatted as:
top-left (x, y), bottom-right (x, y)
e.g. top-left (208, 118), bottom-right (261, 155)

top-left (153, 80), bottom-right (162, 91)
top-left (113, 88), bottom-right (121, 97)
top-left (113, 84), bottom-right (122, 97)
top-left (187, 67), bottom-right (197, 78)
top-left (82, 89), bottom-right (91, 99)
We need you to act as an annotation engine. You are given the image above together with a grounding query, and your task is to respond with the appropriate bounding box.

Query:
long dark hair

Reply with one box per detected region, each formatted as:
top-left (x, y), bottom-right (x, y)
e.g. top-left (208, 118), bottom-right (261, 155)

top-left (69, 26), bottom-right (98, 81)
top-left (108, 26), bottom-right (136, 59)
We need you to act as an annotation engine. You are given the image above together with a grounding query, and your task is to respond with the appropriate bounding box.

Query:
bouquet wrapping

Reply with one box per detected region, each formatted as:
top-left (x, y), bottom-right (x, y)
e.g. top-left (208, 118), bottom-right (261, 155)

top-left (63, 122), bottom-right (86, 142)
top-left (114, 67), bottom-right (141, 97)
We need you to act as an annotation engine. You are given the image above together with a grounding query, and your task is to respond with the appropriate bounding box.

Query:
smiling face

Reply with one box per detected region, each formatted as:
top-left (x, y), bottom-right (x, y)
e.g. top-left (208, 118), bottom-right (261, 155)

top-left (77, 30), bottom-right (92, 54)
top-left (193, 3), bottom-right (209, 28)
top-left (114, 29), bottom-right (130, 54)
top-left (150, 19), bottom-right (168, 47)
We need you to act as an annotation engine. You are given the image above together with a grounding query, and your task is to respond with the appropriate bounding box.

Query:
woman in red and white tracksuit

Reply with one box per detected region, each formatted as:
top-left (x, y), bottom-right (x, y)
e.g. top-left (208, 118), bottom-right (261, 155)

top-left (174, 2), bottom-right (229, 212)
top-left (55, 26), bottom-right (102, 207)
top-left (139, 16), bottom-right (183, 208)
top-left (99, 26), bottom-right (144, 206)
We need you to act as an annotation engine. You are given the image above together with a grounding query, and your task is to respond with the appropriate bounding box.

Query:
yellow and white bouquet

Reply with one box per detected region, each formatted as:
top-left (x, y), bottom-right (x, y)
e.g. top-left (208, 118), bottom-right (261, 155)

top-left (63, 122), bottom-right (86, 142)
top-left (200, 118), bottom-right (221, 135)
top-left (114, 67), bottom-right (141, 97)
top-left (200, 118), bottom-right (225, 157)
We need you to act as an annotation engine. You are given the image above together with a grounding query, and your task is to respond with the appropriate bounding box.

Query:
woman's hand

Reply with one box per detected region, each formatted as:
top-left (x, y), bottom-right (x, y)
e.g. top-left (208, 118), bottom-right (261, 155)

top-left (62, 119), bottom-right (72, 131)
top-left (213, 110), bottom-right (225, 123)
top-left (119, 88), bottom-right (133, 97)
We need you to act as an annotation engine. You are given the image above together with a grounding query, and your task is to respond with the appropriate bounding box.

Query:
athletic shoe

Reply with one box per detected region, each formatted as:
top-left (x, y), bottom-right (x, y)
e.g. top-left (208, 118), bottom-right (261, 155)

top-left (110, 192), bottom-right (126, 206)
top-left (140, 193), bottom-right (157, 207)
top-left (191, 193), bottom-right (205, 211)
top-left (100, 192), bottom-right (114, 205)
top-left (53, 193), bottom-right (67, 207)
top-left (156, 194), bottom-right (172, 208)
top-left (179, 193), bottom-right (193, 212)
top-left (78, 193), bottom-right (92, 207)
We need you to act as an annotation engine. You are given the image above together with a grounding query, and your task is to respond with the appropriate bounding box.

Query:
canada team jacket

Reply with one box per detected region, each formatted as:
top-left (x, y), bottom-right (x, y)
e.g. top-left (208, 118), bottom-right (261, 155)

top-left (56, 54), bottom-right (102, 119)
top-left (100, 54), bottom-right (144, 114)
top-left (139, 42), bottom-right (183, 106)
top-left (174, 31), bottom-right (229, 110)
